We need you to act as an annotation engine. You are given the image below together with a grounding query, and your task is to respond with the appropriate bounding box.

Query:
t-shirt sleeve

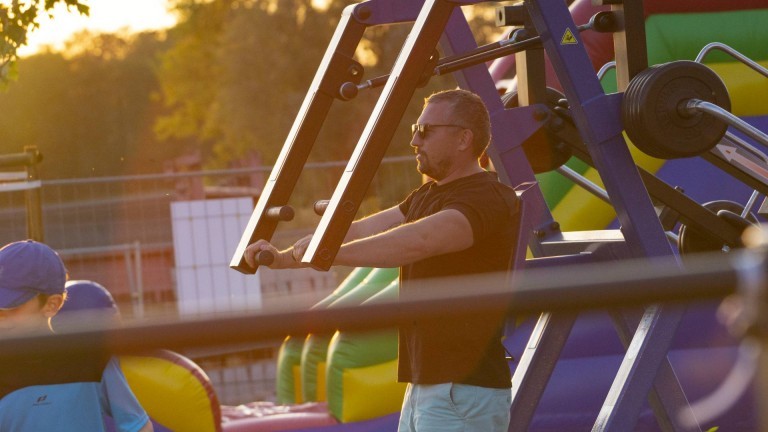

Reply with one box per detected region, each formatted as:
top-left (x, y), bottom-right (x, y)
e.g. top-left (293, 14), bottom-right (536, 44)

top-left (101, 357), bottom-right (151, 432)
top-left (444, 185), bottom-right (518, 243)
top-left (399, 182), bottom-right (431, 216)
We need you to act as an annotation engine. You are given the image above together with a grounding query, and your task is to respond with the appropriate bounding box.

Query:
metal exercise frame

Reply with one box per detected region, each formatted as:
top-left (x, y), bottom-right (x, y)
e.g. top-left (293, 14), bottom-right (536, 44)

top-left (231, 0), bottom-right (711, 430)
top-left (0, 146), bottom-right (44, 241)
top-left (505, 2), bottom-right (697, 431)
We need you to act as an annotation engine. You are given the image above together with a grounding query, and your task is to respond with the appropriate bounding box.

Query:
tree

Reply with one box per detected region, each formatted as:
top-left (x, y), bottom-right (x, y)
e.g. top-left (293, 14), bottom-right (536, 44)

top-left (0, 30), bottom-right (169, 178)
top-left (0, 0), bottom-right (89, 85)
top-left (155, 0), bottom-right (456, 169)
top-left (152, 0), bottom-right (237, 168)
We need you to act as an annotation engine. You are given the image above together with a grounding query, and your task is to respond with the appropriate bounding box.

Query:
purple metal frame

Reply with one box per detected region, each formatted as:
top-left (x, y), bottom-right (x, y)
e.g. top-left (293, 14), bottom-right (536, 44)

top-left (231, 0), bottom-right (702, 430)
top-left (519, 1), bottom-right (696, 431)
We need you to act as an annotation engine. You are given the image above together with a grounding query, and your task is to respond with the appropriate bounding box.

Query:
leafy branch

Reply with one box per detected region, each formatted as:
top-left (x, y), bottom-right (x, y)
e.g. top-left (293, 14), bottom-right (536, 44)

top-left (0, 0), bottom-right (89, 84)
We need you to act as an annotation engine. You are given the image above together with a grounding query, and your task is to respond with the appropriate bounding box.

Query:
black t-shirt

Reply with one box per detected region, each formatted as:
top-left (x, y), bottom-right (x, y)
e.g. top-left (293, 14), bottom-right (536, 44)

top-left (397, 171), bottom-right (520, 388)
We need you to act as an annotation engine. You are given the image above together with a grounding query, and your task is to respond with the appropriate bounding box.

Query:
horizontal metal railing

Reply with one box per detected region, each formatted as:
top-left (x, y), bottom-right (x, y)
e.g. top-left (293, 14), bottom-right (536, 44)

top-left (0, 249), bottom-right (749, 359)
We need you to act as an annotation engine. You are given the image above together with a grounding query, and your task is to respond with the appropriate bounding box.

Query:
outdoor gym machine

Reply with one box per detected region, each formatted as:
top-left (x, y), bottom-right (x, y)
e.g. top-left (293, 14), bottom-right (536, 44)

top-left (230, 0), bottom-right (767, 430)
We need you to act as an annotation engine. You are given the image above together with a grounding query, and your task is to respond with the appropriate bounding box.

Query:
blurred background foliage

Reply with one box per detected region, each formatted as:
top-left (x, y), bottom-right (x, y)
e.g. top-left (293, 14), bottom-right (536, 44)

top-left (0, 0), bottom-right (89, 83)
top-left (0, 0), bottom-right (502, 179)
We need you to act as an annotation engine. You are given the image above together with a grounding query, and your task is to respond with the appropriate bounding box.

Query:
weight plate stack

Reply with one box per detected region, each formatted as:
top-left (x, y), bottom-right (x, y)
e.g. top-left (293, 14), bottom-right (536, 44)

top-left (677, 200), bottom-right (757, 255)
top-left (623, 60), bottom-right (731, 159)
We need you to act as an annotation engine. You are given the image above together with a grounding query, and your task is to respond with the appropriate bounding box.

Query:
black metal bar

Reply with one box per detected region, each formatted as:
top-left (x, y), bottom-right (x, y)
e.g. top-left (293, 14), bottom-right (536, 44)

top-left (355, 34), bottom-right (543, 94)
top-left (0, 149), bottom-right (41, 168)
top-left (434, 20), bottom-right (596, 77)
top-left (302, 0), bottom-right (459, 270)
top-left (229, 8), bottom-right (368, 273)
top-left (611, 0), bottom-right (648, 91)
top-left (352, 17), bottom-right (603, 95)
top-left (0, 250), bottom-right (745, 374)
top-left (556, 122), bottom-right (745, 247)
top-left (433, 35), bottom-right (543, 76)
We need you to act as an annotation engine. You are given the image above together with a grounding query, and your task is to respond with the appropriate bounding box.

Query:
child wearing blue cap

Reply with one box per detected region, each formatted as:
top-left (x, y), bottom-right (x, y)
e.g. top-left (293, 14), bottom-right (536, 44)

top-left (0, 240), bottom-right (153, 432)
top-left (0, 239), bottom-right (68, 333)
top-left (51, 280), bottom-right (122, 332)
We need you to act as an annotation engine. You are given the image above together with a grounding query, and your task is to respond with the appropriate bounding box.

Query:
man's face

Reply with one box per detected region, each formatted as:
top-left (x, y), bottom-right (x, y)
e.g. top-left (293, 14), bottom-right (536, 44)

top-left (0, 295), bottom-right (62, 333)
top-left (410, 101), bottom-right (466, 181)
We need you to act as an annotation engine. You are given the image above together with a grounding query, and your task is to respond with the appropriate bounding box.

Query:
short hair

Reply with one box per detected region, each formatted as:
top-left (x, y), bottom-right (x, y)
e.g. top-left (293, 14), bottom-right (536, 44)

top-left (425, 89), bottom-right (491, 157)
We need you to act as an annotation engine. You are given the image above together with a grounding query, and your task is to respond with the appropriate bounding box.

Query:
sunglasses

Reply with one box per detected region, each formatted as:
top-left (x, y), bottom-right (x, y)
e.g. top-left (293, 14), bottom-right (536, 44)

top-left (411, 123), bottom-right (466, 139)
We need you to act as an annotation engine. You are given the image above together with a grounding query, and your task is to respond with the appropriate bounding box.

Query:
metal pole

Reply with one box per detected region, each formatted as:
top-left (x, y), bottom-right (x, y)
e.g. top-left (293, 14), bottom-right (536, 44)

top-left (133, 241), bottom-right (145, 319)
top-left (23, 146), bottom-right (44, 241)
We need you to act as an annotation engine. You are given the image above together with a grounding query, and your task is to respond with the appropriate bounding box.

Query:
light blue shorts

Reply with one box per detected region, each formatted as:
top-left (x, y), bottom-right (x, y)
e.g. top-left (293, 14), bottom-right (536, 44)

top-left (397, 383), bottom-right (512, 432)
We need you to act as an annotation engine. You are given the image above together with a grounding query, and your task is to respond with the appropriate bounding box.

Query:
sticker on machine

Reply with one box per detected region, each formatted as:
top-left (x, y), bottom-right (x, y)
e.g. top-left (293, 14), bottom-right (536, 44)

top-left (561, 28), bottom-right (578, 45)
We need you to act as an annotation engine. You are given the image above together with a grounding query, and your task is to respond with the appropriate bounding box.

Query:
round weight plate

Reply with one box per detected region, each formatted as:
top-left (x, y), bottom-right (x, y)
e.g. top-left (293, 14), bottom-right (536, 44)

top-left (624, 62), bottom-right (692, 159)
top-left (677, 200), bottom-right (757, 255)
top-left (636, 64), bottom-right (686, 159)
top-left (501, 87), bottom-right (572, 173)
top-left (623, 60), bottom-right (731, 159)
top-left (646, 61), bottom-right (730, 157)
top-left (625, 64), bottom-right (684, 159)
top-left (623, 64), bottom-right (675, 159)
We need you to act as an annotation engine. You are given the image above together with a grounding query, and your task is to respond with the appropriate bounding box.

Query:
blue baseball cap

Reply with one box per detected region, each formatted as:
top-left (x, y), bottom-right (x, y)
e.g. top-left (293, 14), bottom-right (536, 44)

top-left (51, 280), bottom-right (120, 331)
top-left (0, 240), bottom-right (67, 309)
top-left (58, 280), bottom-right (118, 314)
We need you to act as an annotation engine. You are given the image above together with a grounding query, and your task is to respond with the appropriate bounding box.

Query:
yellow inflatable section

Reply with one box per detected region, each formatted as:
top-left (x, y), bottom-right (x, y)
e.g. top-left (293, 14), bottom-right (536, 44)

top-left (120, 350), bottom-right (221, 432)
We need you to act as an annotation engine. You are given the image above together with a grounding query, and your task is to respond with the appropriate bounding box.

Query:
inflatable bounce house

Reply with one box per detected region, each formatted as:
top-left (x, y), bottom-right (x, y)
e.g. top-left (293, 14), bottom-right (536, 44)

top-left (490, 0), bottom-right (768, 234)
top-left (45, 1), bottom-right (767, 431)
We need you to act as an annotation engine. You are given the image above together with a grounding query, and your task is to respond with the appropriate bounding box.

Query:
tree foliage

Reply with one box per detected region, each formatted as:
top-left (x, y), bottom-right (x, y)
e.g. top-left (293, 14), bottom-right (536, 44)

top-left (0, 0), bottom-right (504, 181)
top-left (0, 30), bottom-right (169, 178)
top-left (0, 0), bottom-right (89, 85)
top-left (154, 0), bottom-right (457, 170)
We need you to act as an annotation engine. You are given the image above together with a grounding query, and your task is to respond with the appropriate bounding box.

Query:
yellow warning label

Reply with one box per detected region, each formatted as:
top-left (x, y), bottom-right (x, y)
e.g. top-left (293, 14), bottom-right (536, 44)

top-left (561, 28), bottom-right (578, 45)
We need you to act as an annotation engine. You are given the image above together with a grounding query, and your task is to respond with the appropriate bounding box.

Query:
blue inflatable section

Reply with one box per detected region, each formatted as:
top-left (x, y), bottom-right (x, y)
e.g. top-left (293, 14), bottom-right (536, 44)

top-left (503, 303), bottom-right (754, 431)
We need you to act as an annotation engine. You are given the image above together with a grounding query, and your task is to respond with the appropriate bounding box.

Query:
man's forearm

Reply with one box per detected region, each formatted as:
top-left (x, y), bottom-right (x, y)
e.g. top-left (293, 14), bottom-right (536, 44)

top-left (343, 206), bottom-right (404, 243)
top-left (334, 224), bottom-right (429, 268)
top-left (334, 208), bottom-right (472, 268)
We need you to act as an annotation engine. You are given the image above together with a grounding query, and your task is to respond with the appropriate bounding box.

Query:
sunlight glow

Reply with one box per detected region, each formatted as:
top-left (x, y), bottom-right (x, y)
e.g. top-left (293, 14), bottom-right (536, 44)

top-left (19, 0), bottom-right (177, 57)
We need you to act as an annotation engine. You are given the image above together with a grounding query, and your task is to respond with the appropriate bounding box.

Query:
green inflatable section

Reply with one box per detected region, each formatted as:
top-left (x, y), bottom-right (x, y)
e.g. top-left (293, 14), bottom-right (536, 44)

top-left (300, 333), bottom-right (331, 402)
top-left (601, 9), bottom-right (768, 94)
top-left (313, 267), bottom-right (373, 309)
top-left (328, 267), bottom-right (398, 308)
top-left (363, 278), bottom-right (398, 303)
top-left (645, 9), bottom-right (768, 65)
top-left (326, 274), bottom-right (399, 421)
top-left (300, 267), bottom-right (374, 402)
top-left (275, 335), bottom-right (305, 404)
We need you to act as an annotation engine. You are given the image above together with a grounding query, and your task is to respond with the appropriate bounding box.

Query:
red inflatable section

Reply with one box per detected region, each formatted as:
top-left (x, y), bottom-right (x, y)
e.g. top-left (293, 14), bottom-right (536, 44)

top-left (221, 402), bottom-right (338, 432)
top-left (489, 0), bottom-right (611, 90)
top-left (644, 0), bottom-right (766, 16)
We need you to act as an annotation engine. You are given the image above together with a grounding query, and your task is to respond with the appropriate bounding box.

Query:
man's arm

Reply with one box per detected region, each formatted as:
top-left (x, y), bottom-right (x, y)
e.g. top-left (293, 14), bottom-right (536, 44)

top-left (333, 208), bottom-right (473, 268)
top-left (344, 205), bottom-right (405, 242)
top-left (245, 206), bottom-right (405, 269)
top-left (245, 207), bottom-right (474, 269)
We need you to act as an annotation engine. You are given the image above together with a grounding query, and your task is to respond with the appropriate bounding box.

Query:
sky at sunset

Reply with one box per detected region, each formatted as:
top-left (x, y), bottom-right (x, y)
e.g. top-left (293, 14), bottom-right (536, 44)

top-left (19, 0), bottom-right (177, 56)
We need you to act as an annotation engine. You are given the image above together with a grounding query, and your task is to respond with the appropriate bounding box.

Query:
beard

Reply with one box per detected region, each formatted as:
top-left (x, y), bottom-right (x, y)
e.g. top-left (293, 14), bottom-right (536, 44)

top-left (416, 152), bottom-right (449, 181)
